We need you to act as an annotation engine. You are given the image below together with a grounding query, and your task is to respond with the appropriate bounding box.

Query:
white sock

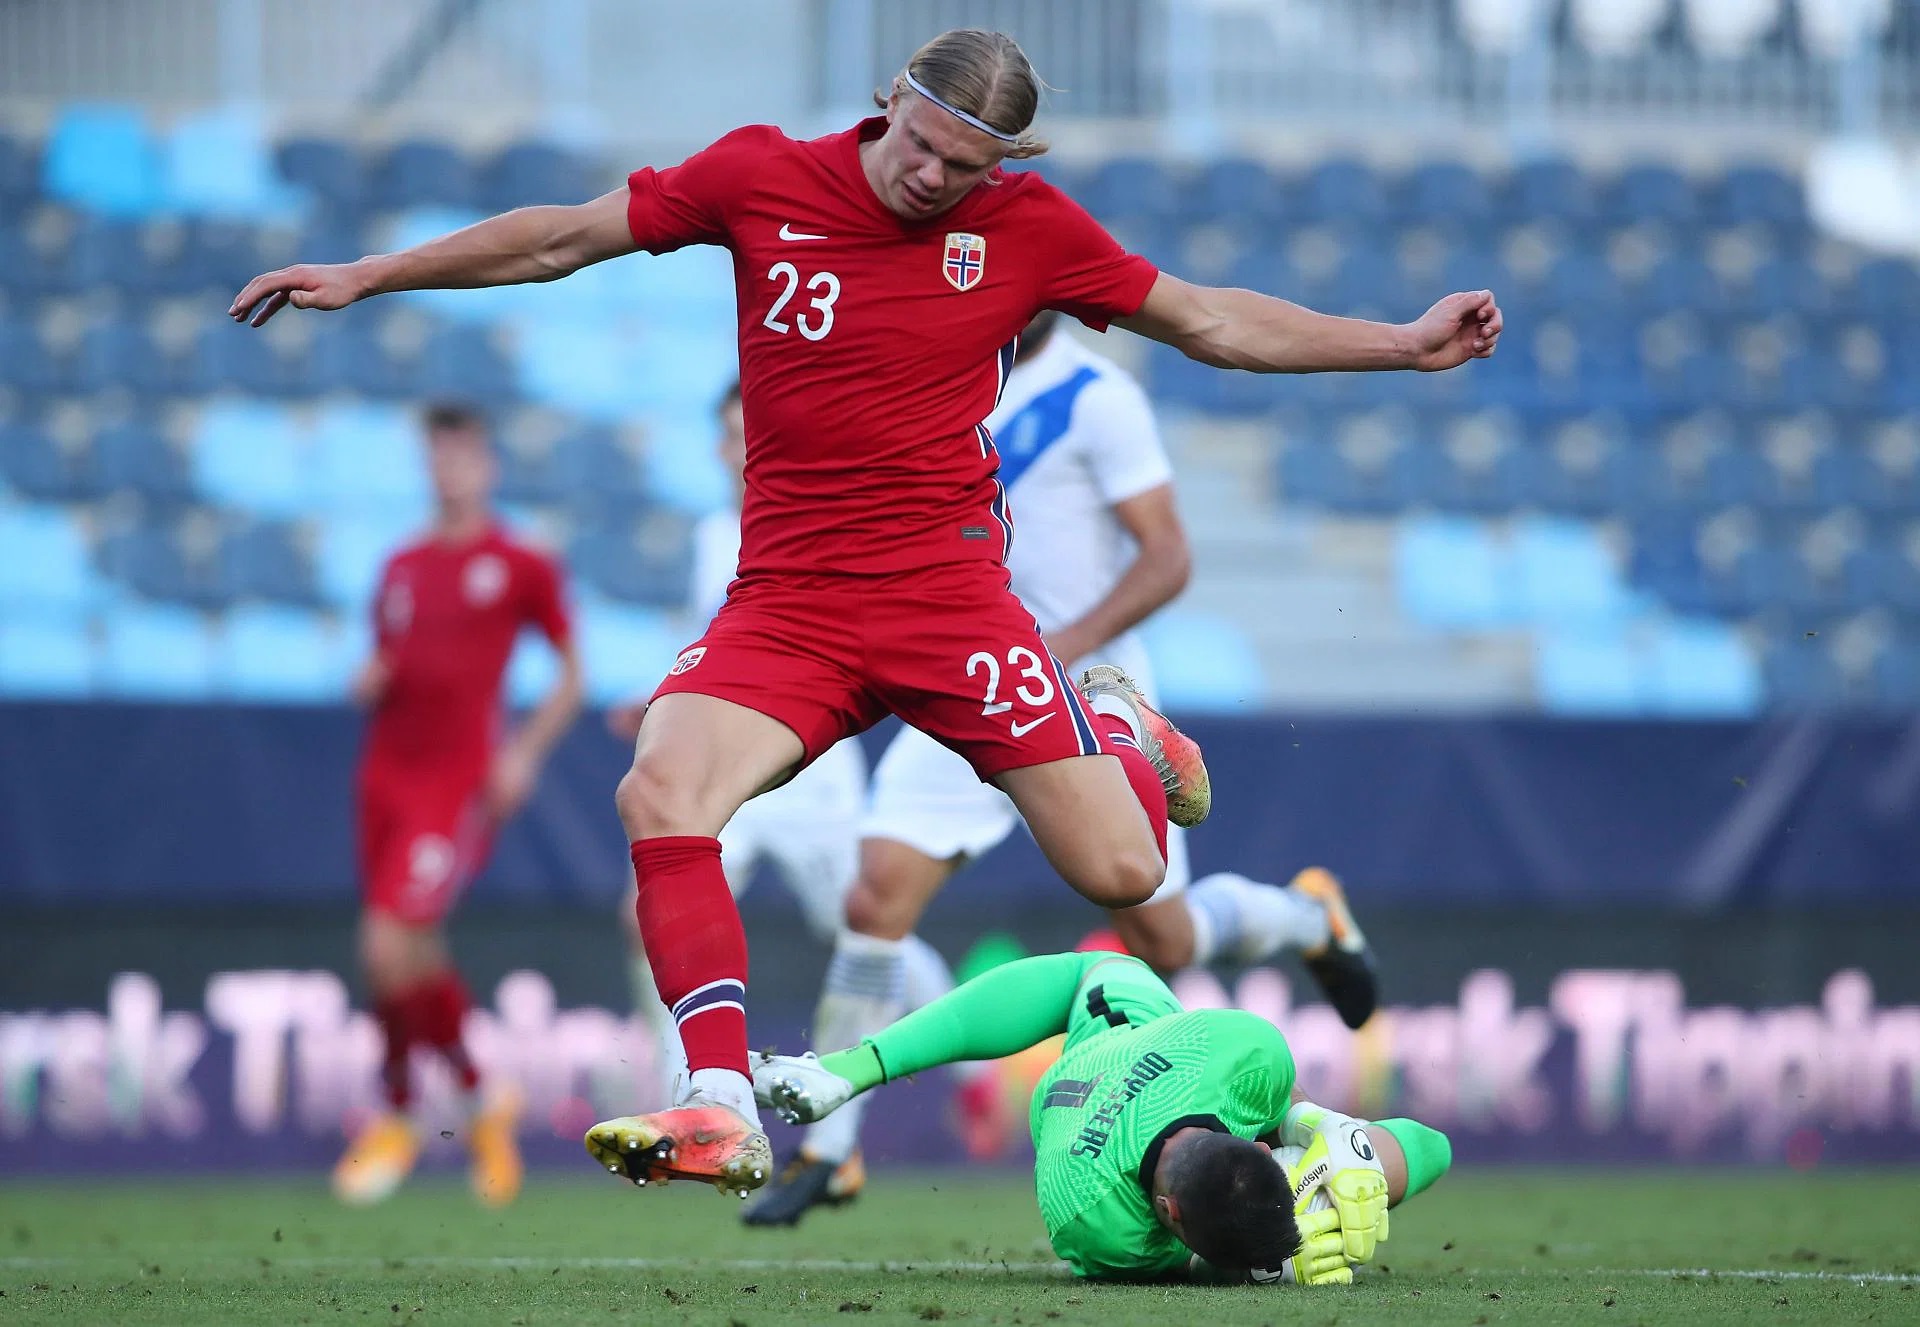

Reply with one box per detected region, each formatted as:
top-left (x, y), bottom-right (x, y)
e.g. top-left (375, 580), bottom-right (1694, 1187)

top-left (686, 1066), bottom-right (761, 1127)
top-left (802, 930), bottom-right (906, 1163)
top-left (900, 933), bottom-right (955, 1011)
top-left (629, 952), bottom-right (687, 1108)
top-left (1185, 872), bottom-right (1330, 966)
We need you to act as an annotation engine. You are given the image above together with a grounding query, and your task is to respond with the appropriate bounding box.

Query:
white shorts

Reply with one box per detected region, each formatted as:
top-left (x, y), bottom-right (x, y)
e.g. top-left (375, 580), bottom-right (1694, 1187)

top-left (720, 737), bottom-right (867, 938)
top-left (860, 642), bottom-right (1190, 901)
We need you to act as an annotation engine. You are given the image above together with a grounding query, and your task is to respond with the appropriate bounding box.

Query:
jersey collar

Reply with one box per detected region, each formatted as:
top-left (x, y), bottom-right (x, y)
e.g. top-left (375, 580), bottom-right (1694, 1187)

top-left (1136, 1113), bottom-right (1231, 1195)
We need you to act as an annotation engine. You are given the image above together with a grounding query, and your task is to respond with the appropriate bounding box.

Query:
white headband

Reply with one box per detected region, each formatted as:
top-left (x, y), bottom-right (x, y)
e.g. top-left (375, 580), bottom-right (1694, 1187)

top-left (902, 69), bottom-right (1021, 144)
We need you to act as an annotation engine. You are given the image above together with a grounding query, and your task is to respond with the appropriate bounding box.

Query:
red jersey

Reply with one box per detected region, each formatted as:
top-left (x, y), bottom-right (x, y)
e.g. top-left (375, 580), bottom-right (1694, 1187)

top-left (625, 117), bottom-right (1157, 578)
top-left (363, 525), bottom-right (572, 779)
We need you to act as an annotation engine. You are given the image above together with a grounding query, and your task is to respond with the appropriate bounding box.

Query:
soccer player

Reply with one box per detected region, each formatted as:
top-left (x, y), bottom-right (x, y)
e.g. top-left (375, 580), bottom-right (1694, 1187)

top-left (753, 950), bottom-right (1453, 1283)
top-left (334, 403), bottom-right (582, 1207)
top-left (609, 382), bottom-right (952, 1121)
top-left (750, 311), bottom-right (1374, 1224)
top-left (229, 28), bottom-right (1501, 1197)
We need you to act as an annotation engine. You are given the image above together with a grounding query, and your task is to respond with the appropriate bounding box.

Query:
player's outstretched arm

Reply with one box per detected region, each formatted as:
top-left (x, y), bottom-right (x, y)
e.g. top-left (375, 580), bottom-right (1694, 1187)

top-left (228, 188), bottom-right (638, 327)
top-left (1116, 272), bottom-right (1502, 375)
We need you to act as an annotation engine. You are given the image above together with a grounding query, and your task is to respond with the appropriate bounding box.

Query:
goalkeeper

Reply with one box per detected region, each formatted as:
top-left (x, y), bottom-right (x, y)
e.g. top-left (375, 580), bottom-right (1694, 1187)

top-left (747, 950), bottom-right (1450, 1284)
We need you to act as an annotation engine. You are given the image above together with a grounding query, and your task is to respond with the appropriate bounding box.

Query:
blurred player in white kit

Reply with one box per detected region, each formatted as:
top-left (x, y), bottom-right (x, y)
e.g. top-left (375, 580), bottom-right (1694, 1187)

top-left (611, 384), bottom-right (951, 1106)
top-left (745, 313), bottom-right (1379, 1225)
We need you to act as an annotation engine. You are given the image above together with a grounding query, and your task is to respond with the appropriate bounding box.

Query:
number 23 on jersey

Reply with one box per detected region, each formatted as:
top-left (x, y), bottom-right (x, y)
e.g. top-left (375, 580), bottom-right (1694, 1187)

top-left (763, 262), bottom-right (840, 341)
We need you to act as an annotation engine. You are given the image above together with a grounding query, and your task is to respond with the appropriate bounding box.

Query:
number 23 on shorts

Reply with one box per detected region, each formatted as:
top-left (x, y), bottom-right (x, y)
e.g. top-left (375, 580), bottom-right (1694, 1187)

top-left (968, 646), bottom-right (1058, 736)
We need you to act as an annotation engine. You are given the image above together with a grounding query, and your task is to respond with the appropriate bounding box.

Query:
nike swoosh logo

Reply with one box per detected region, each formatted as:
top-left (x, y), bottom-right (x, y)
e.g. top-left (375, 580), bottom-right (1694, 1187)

top-left (778, 224), bottom-right (828, 241)
top-left (1010, 713), bottom-right (1055, 738)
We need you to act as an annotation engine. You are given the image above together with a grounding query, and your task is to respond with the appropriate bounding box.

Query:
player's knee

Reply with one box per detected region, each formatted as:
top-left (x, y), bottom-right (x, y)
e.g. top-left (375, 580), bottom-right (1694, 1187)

top-left (615, 754), bottom-right (700, 837)
top-left (1116, 922), bottom-right (1192, 973)
top-left (842, 876), bottom-right (911, 940)
top-left (1076, 848), bottom-right (1163, 911)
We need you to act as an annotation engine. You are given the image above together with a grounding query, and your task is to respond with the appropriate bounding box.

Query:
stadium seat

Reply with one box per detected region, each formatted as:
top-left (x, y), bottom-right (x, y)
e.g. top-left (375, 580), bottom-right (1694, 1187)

top-left (309, 403), bottom-right (427, 514)
top-left (418, 324), bottom-right (516, 404)
top-left (1535, 629), bottom-right (1645, 716)
top-left (373, 140), bottom-right (478, 211)
top-left (1080, 157), bottom-right (1184, 223)
top-left (0, 133), bottom-right (39, 211)
top-left (1607, 164), bottom-right (1699, 229)
top-left (1506, 156), bottom-right (1598, 226)
top-left (66, 215), bottom-right (158, 292)
top-left (308, 318), bottom-right (413, 397)
top-left (0, 506), bottom-right (96, 609)
top-left (1682, 0), bottom-right (1783, 60)
top-left (187, 321), bottom-right (290, 397)
top-left (0, 615), bottom-right (94, 698)
top-left (1763, 636), bottom-right (1848, 707)
top-left (1139, 609), bottom-right (1266, 712)
top-left (1300, 159), bottom-right (1389, 230)
top-left (569, 511), bottom-right (696, 607)
top-left (578, 604), bottom-right (680, 706)
top-left (1396, 514), bottom-right (1512, 628)
top-left (1644, 619), bottom-right (1763, 716)
top-left (1712, 162), bottom-right (1807, 231)
top-left (0, 316), bottom-right (64, 395)
top-left (1190, 158), bottom-right (1286, 223)
top-left (314, 511), bottom-right (420, 609)
top-left (73, 318), bottom-right (175, 397)
top-left (221, 521), bottom-right (317, 604)
top-left (221, 604), bottom-right (337, 701)
top-left (97, 603), bottom-right (219, 699)
top-left (478, 141), bottom-right (601, 212)
top-left (1570, 0), bottom-right (1670, 57)
top-left (1849, 257), bottom-right (1920, 324)
top-left (0, 422), bottom-right (98, 503)
top-left (192, 400), bottom-right (310, 517)
top-left (276, 137), bottom-right (369, 217)
top-left (161, 106), bottom-right (307, 222)
top-left (97, 518), bottom-right (228, 608)
top-left (1511, 517), bottom-right (1634, 627)
top-left (1399, 162), bottom-right (1495, 231)
top-left (553, 427), bottom-right (649, 509)
top-left (95, 423), bottom-right (195, 506)
top-left (1870, 639), bottom-right (1920, 708)
top-left (42, 104), bottom-right (160, 215)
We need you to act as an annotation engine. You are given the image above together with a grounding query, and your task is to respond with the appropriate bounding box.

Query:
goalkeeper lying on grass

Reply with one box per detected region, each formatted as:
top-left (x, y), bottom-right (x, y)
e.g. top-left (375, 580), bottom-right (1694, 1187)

top-left (750, 950), bottom-right (1450, 1284)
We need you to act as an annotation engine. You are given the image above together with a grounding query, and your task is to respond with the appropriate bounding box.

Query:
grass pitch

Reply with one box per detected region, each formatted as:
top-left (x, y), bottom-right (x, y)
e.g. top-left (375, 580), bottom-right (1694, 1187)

top-left (3, 1168), bottom-right (1916, 1324)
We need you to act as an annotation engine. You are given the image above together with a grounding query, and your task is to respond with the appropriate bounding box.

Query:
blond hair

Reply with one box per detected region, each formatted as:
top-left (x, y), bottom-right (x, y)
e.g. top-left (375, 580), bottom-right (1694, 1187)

top-left (874, 29), bottom-right (1049, 160)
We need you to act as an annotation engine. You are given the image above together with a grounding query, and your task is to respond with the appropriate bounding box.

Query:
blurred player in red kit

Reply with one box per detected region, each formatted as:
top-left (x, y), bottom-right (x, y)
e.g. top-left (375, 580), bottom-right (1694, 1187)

top-left (333, 403), bottom-right (583, 1208)
top-left (233, 30), bottom-right (1500, 1198)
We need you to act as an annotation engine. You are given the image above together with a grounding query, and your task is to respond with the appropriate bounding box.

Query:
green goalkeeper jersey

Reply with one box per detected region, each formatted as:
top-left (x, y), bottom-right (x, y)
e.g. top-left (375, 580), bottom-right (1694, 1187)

top-left (1027, 958), bottom-right (1297, 1280)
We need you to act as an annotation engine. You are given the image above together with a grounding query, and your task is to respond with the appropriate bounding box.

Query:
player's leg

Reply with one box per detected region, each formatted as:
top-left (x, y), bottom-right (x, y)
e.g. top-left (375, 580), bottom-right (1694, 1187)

top-left (756, 951), bottom-right (1162, 1122)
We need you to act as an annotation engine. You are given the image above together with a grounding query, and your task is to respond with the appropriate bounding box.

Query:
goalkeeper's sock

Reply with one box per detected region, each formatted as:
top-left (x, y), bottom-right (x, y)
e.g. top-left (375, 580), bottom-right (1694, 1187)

top-left (803, 931), bottom-right (907, 1163)
top-left (860, 951), bottom-right (1117, 1081)
top-left (1375, 1118), bottom-right (1452, 1200)
top-left (1186, 872), bottom-right (1331, 966)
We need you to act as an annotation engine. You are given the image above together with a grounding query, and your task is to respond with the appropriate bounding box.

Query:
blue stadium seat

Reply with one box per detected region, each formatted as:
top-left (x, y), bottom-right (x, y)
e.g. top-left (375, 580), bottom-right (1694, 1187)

top-left (0, 615), bottom-right (94, 698)
top-left (553, 427), bottom-right (648, 507)
top-left (1511, 517), bottom-right (1633, 627)
top-left (1644, 619), bottom-right (1762, 716)
top-left (221, 604), bottom-right (336, 701)
top-left (1608, 164), bottom-right (1700, 228)
top-left (569, 511), bottom-right (695, 607)
top-left (1540, 252), bottom-right (1621, 313)
top-left (1850, 257), bottom-right (1920, 324)
top-left (1399, 162), bottom-right (1495, 231)
top-left (0, 316), bottom-right (64, 395)
top-left (1712, 163), bottom-right (1806, 230)
top-left (221, 521), bottom-right (317, 604)
top-left (1737, 257), bottom-right (1834, 318)
top-left (314, 512), bottom-right (419, 609)
top-left (1763, 637), bottom-right (1848, 708)
top-left (478, 141), bottom-right (600, 211)
top-left (1300, 159), bottom-right (1389, 229)
top-left (1871, 640), bottom-right (1920, 708)
top-left (187, 320), bottom-right (290, 396)
top-left (1506, 156), bottom-right (1597, 226)
top-left (307, 317), bottom-right (408, 397)
top-left (0, 422), bottom-right (98, 502)
top-left (418, 324), bottom-right (515, 404)
top-left (1535, 629), bottom-right (1644, 715)
top-left (309, 403), bottom-right (428, 513)
top-left (1190, 158), bottom-right (1285, 222)
top-left (0, 506), bottom-right (95, 609)
top-left (496, 438), bottom-right (566, 506)
top-left (373, 139), bottom-right (478, 211)
top-left (1396, 514), bottom-right (1511, 628)
top-left (276, 138), bottom-right (369, 217)
top-left (1140, 609), bottom-right (1265, 712)
top-left (0, 133), bottom-right (39, 210)
top-left (192, 400), bottom-right (309, 516)
top-left (183, 219), bottom-right (273, 293)
top-left (97, 519), bottom-right (227, 607)
top-left (1845, 528), bottom-right (1920, 614)
top-left (95, 423), bottom-right (194, 505)
top-left (1634, 254), bottom-right (1723, 317)
top-left (73, 318), bottom-right (175, 396)
top-left (42, 104), bottom-right (160, 215)
top-left (66, 215), bottom-right (157, 292)
top-left (1080, 157), bottom-right (1184, 223)
top-left (162, 106), bottom-right (307, 221)
top-left (97, 603), bottom-right (218, 699)
top-left (578, 604), bottom-right (680, 705)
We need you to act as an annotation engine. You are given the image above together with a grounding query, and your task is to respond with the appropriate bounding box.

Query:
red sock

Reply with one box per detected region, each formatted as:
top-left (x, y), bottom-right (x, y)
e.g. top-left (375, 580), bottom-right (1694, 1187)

top-left (412, 971), bottom-right (480, 1094)
top-left (631, 836), bottom-right (749, 1078)
top-left (1094, 712), bottom-right (1169, 863)
top-left (375, 993), bottom-right (414, 1111)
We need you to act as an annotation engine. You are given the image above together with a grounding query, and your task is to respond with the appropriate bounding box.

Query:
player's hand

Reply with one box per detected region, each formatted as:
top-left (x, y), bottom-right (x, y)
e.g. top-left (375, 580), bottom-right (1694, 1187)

top-left (1323, 1166), bottom-right (1390, 1264)
top-left (1402, 289), bottom-right (1503, 371)
top-left (228, 260), bottom-right (373, 327)
top-left (349, 656), bottom-right (390, 707)
top-left (1285, 1208), bottom-right (1354, 1287)
top-left (485, 745), bottom-right (539, 821)
top-left (606, 698), bottom-right (650, 743)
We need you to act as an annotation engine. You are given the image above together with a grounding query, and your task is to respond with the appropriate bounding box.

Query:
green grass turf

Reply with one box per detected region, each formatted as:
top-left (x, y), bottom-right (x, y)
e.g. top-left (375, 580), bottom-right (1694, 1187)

top-left (2, 1169), bottom-right (1916, 1325)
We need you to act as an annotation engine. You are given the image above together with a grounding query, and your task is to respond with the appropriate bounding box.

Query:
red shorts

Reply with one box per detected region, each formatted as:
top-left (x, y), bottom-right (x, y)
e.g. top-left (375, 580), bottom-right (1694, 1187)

top-left (356, 760), bottom-right (494, 926)
top-left (651, 563), bottom-right (1113, 780)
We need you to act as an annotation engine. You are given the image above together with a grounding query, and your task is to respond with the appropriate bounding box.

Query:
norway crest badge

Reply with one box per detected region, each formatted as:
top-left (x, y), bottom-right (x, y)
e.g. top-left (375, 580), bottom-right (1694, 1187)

top-left (943, 232), bottom-right (986, 292)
